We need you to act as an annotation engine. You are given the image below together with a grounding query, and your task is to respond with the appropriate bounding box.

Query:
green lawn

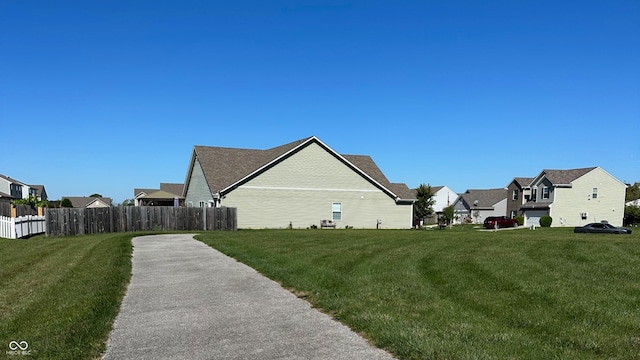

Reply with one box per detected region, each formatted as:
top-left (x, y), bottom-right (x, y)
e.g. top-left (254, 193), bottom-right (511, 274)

top-left (197, 227), bottom-right (640, 360)
top-left (0, 233), bottom-right (134, 359)
top-left (2, 228), bottom-right (638, 359)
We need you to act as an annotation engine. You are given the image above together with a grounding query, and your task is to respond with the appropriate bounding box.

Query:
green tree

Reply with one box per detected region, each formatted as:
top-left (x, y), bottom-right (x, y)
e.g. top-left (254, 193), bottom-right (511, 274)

top-left (626, 182), bottom-right (640, 201)
top-left (414, 184), bottom-right (435, 226)
top-left (89, 193), bottom-right (103, 198)
top-left (61, 198), bottom-right (73, 208)
top-left (11, 195), bottom-right (47, 208)
top-left (624, 205), bottom-right (640, 226)
top-left (441, 205), bottom-right (456, 229)
top-left (119, 199), bottom-right (135, 207)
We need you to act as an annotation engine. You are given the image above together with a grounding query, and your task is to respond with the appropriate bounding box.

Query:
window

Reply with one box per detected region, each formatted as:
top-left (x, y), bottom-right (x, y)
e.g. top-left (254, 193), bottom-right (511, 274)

top-left (510, 210), bottom-right (517, 219)
top-left (332, 202), bottom-right (342, 221)
top-left (592, 188), bottom-right (598, 199)
top-left (512, 189), bottom-right (519, 200)
top-left (542, 187), bottom-right (550, 199)
top-left (187, 201), bottom-right (193, 207)
top-left (532, 188), bottom-right (538, 201)
top-left (199, 201), bottom-right (205, 208)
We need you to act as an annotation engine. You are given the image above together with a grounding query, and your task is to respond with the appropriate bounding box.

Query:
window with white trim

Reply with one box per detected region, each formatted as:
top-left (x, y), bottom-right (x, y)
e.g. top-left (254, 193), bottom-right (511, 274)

top-left (592, 188), bottom-right (598, 199)
top-left (199, 201), bottom-right (205, 208)
top-left (332, 202), bottom-right (342, 221)
top-left (542, 186), bottom-right (550, 199)
top-left (512, 189), bottom-right (519, 200)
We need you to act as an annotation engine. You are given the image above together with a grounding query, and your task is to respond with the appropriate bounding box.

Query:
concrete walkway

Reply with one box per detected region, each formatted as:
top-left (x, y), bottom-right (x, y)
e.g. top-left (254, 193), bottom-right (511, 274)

top-left (102, 234), bottom-right (395, 360)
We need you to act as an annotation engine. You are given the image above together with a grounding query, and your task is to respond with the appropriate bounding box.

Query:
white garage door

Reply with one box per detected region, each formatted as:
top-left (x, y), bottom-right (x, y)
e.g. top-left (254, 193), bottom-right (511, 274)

top-left (525, 210), bottom-right (547, 227)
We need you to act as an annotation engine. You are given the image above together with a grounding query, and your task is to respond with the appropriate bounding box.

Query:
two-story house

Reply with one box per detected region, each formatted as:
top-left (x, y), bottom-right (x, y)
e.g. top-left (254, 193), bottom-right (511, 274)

top-left (506, 177), bottom-right (534, 220)
top-left (0, 174), bottom-right (47, 203)
top-left (519, 167), bottom-right (626, 227)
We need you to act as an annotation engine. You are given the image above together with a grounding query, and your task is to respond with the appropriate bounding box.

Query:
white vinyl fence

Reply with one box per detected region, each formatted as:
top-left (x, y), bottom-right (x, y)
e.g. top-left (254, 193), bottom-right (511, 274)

top-left (0, 215), bottom-right (46, 239)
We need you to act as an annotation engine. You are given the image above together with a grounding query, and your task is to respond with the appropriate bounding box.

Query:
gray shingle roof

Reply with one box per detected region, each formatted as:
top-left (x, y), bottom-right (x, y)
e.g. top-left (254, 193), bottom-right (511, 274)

top-left (134, 188), bottom-right (158, 197)
top-left (458, 188), bottom-right (507, 209)
top-left (539, 167), bottom-right (596, 185)
top-left (194, 137), bottom-right (311, 194)
top-left (139, 190), bottom-right (184, 200)
top-left (191, 136), bottom-right (414, 200)
top-left (63, 197), bottom-right (113, 208)
top-left (136, 184), bottom-right (184, 198)
top-left (0, 174), bottom-right (27, 186)
top-left (513, 177), bottom-right (534, 187)
top-left (160, 183), bottom-right (184, 196)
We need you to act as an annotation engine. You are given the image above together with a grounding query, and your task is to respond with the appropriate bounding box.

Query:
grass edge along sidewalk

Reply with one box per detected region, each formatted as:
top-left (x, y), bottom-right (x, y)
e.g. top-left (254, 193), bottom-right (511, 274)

top-left (197, 228), bottom-right (640, 360)
top-left (0, 233), bottom-right (136, 359)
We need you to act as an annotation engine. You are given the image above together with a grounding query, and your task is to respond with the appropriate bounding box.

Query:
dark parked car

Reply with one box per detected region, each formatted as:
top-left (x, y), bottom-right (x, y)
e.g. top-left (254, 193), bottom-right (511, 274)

top-left (573, 223), bottom-right (632, 234)
top-left (483, 216), bottom-right (519, 229)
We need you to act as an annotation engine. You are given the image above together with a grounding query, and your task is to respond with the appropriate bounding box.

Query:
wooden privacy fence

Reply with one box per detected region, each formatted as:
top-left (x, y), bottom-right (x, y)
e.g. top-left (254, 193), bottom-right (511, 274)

top-left (45, 206), bottom-right (237, 237)
top-left (0, 215), bottom-right (46, 239)
top-left (0, 203), bottom-right (39, 217)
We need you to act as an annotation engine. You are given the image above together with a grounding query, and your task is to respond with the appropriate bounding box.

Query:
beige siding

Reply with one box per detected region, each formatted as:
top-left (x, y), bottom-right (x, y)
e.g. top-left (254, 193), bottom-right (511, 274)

top-left (222, 143), bottom-right (412, 229)
top-left (550, 168), bottom-right (626, 226)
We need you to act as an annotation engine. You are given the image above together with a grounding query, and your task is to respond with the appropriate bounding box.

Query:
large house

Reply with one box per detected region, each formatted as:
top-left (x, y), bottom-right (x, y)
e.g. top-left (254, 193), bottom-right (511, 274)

top-left (0, 174), bottom-right (48, 203)
top-left (506, 177), bottom-right (534, 220)
top-left (516, 167), bottom-right (626, 227)
top-left (182, 136), bottom-right (416, 229)
top-left (451, 188), bottom-right (508, 224)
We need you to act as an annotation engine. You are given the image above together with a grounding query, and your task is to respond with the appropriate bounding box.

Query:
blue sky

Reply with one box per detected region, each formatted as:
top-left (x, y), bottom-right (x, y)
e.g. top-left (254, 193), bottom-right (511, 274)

top-left (2, 0), bottom-right (639, 203)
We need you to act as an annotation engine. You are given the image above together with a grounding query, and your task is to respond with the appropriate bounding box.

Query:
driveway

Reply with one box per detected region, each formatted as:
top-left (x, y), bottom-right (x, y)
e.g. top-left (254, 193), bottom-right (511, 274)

top-left (102, 234), bottom-right (395, 360)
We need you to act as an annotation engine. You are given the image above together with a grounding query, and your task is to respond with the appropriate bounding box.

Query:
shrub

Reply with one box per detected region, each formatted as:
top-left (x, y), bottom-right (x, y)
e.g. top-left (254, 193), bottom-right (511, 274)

top-left (515, 216), bottom-right (524, 225)
top-left (540, 215), bottom-right (553, 227)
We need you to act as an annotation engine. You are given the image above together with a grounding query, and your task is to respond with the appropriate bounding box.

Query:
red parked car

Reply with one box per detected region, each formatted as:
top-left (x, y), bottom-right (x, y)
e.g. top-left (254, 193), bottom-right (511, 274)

top-left (483, 216), bottom-right (519, 229)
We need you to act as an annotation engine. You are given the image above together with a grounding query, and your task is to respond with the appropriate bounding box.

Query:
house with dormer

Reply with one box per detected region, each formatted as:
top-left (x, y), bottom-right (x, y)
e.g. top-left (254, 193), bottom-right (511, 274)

top-left (182, 136), bottom-right (416, 229)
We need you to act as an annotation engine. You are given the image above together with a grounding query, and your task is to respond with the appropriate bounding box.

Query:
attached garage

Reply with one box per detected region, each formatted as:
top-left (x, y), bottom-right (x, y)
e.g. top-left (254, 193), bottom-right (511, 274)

top-left (523, 209), bottom-right (548, 227)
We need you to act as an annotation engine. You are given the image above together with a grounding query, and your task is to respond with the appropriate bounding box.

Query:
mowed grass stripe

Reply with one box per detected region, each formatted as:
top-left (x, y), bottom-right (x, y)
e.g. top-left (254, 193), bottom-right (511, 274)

top-left (0, 233), bottom-right (133, 359)
top-left (197, 228), bottom-right (640, 360)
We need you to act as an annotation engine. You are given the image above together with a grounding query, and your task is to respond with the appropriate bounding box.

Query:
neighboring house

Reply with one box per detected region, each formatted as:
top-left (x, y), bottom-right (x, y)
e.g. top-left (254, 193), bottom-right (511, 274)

top-left (451, 188), bottom-right (508, 224)
top-left (0, 174), bottom-right (48, 202)
top-left (0, 174), bottom-right (28, 200)
top-left (29, 185), bottom-right (48, 201)
top-left (182, 136), bottom-right (416, 229)
top-left (416, 185), bottom-right (457, 224)
top-left (432, 186), bottom-right (458, 214)
top-left (63, 197), bottom-right (113, 208)
top-left (520, 167), bottom-right (627, 227)
top-left (506, 177), bottom-right (534, 219)
top-left (134, 183), bottom-right (184, 206)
